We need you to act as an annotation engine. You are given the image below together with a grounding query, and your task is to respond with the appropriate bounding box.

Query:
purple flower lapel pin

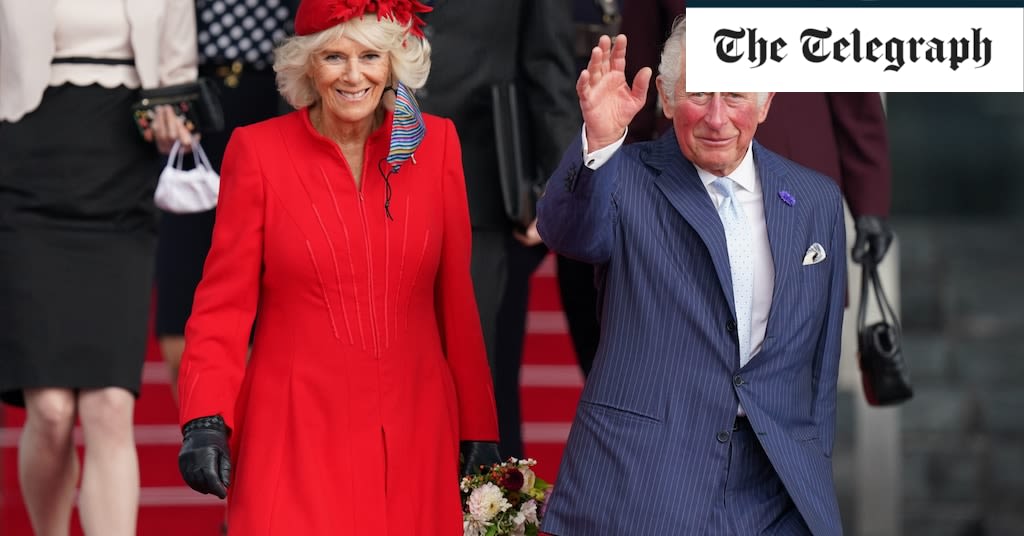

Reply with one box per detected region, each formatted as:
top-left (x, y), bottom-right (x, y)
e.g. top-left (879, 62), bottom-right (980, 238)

top-left (778, 190), bottom-right (796, 206)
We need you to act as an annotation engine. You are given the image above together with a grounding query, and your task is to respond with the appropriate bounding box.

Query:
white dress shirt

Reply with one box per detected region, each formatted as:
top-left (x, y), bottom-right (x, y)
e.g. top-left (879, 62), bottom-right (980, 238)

top-left (583, 127), bottom-right (776, 365)
top-left (694, 146), bottom-right (775, 363)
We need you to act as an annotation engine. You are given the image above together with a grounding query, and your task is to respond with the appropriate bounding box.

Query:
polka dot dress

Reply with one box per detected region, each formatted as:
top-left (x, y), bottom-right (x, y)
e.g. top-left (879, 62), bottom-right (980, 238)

top-left (197, 0), bottom-right (293, 69)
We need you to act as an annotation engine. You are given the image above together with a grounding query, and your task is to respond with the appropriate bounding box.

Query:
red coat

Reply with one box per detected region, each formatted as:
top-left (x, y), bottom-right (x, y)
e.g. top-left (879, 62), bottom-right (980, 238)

top-left (178, 109), bottom-right (498, 534)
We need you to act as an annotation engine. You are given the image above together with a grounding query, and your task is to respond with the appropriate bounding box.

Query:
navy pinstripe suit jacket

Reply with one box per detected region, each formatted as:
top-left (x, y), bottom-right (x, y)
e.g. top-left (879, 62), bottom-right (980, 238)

top-left (536, 130), bottom-right (846, 536)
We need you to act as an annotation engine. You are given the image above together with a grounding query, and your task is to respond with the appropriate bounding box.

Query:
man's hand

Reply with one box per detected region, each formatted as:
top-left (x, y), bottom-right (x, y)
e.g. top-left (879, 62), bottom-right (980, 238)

top-left (514, 219), bottom-right (543, 246)
top-left (178, 415), bottom-right (231, 499)
top-left (851, 215), bottom-right (894, 265)
top-left (578, 34), bottom-right (652, 152)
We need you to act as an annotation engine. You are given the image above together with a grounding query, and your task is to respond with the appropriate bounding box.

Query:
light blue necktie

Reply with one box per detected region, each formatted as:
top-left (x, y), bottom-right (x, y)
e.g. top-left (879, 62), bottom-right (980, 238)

top-left (713, 178), bottom-right (754, 368)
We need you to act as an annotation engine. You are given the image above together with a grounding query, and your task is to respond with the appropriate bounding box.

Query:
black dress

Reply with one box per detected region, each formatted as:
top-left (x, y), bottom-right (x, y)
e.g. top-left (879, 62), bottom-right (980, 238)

top-left (0, 83), bottom-right (158, 407)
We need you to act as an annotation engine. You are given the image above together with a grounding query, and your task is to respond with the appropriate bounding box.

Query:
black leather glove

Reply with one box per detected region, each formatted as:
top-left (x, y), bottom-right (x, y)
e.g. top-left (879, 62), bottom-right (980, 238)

top-left (178, 415), bottom-right (231, 499)
top-left (459, 441), bottom-right (502, 477)
top-left (851, 215), bottom-right (894, 265)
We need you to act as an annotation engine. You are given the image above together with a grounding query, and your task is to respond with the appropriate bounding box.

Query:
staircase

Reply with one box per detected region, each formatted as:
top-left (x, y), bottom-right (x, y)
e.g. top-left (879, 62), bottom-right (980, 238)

top-left (1, 254), bottom-right (582, 535)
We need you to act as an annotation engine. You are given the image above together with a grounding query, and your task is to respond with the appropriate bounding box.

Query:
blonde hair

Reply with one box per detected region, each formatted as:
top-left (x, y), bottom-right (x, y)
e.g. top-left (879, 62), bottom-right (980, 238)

top-left (274, 14), bottom-right (431, 109)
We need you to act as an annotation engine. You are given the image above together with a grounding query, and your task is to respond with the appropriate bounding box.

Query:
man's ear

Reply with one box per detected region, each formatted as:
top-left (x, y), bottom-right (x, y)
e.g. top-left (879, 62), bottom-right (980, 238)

top-left (655, 75), bottom-right (674, 120)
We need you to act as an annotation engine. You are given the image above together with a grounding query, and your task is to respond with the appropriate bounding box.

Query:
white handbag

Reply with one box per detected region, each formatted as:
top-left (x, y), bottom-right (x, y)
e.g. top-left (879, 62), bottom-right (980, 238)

top-left (154, 140), bottom-right (220, 214)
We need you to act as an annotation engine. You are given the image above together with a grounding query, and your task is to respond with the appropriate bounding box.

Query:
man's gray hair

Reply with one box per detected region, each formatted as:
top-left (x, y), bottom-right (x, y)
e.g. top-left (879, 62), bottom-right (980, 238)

top-left (657, 17), bottom-right (768, 108)
top-left (273, 14), bottom-right (431, 110)
top-left (657, 16), bottom-right (687, 98)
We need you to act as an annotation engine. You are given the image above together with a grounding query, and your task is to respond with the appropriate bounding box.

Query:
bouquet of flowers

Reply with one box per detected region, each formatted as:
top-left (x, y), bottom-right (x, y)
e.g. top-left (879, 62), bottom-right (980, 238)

top-left (461, 458), bottom-right (551, 536)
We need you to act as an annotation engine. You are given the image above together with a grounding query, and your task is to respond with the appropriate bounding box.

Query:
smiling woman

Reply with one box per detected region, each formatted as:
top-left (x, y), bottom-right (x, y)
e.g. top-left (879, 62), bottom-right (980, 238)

top-left (274, 14), bottom-right (430, 110)
top-left (308, 36), bottom-right (392, 183)
top-left (173, 0), bottom-right (501, 534)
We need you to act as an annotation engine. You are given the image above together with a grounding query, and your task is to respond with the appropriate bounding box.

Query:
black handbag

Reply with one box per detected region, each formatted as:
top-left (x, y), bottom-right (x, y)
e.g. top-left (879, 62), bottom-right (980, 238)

top-left (490, 82), bottom-right (543, 230)
top-left (131, 78), bottom-right (225, 137)
top-left (857, 257), bottom-right (914, 406)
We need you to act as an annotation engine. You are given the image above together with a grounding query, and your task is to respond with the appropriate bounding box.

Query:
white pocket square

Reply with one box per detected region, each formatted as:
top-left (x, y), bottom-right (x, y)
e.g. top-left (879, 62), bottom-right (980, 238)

top-left (802, 243), bottom-right (827, 265)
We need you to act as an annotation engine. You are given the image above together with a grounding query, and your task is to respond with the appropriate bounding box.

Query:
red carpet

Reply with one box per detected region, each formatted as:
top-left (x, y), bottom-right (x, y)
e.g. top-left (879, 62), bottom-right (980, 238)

top-left (0, 254), bottom-right (581, 535)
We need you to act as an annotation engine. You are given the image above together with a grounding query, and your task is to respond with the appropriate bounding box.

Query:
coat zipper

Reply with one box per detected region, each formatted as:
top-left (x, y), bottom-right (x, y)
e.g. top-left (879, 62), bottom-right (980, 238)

top-left (357, 173), bottom-right (381, 360)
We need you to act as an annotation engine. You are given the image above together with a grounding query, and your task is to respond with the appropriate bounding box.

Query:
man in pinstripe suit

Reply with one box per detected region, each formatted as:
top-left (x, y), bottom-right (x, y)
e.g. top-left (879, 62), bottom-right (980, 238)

top-left (536, 18), bottom-right (846, 536)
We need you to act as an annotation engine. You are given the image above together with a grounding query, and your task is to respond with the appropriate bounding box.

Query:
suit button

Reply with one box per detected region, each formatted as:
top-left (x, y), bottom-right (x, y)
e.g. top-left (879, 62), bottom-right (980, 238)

top-left (717, 431), bottom-right (731, 443)
top-left (733, 375), bottom-right (744, 387)
top-left (726, 320), bottom-right (737, 332)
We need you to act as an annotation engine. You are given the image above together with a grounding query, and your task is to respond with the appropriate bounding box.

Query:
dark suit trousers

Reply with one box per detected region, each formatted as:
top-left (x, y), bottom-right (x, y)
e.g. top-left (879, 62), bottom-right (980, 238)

top-left (707, 419), bottom-right (812, 536)
top-left (470, 229), bottom-right (509, 371)
top-left (493, 237), bottom-right (548, 458)
top-left (554, 255), bottom-right (600, 376)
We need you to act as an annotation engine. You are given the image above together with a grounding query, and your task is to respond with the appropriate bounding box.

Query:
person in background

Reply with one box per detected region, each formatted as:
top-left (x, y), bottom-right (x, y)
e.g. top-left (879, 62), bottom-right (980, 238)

top-left (621, 0), bottom-right (683, 143)
top-left (156, 0), bottom-right (295, 405)
top-left (624, 0), bottom-right (894, 264)
top-left (755, 93), bottom-right (894, 265)
top-left (174, 0), bottom-right (500, 532)
top-left (0, 1), bottom-right (196, 534)
top-left (417, 0), bottom-right (579, 458)
top-left (537, 20), bottom-right (846, 534)
top-left (554, 0), bottom-right (623, 378)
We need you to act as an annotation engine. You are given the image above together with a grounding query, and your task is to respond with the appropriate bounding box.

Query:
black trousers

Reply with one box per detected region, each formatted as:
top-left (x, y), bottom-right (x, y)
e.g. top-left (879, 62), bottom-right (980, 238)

top-left (493, 238), bottom-right (547, 458)
top-left (494, 247), bottom-right (603, 457)
top-left (555, 255), bottom-right (601, 376)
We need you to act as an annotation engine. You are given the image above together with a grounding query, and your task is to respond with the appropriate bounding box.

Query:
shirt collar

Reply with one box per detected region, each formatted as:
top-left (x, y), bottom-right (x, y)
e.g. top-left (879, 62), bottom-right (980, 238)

top-left (695, 143), bottom-right (757, 193)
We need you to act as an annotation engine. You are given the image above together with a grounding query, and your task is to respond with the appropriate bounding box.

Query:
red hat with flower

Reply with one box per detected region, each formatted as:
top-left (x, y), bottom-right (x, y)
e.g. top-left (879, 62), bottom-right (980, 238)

top-left (294, 0), bottom-right (432, 38)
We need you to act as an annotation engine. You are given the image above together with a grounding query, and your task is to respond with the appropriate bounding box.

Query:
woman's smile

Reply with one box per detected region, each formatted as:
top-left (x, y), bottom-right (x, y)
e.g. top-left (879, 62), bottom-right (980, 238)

top-left (336, 87), bottom-right (371, 101)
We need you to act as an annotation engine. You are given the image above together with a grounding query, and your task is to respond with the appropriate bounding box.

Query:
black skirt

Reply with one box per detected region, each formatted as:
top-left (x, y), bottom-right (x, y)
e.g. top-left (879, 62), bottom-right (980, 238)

top-left (0, 84), bottom-right (159, 407)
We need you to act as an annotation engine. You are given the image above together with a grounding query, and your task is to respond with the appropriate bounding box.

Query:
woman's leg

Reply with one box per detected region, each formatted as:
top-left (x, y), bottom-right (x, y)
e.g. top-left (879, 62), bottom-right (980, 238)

top-left (76, 387), bottom-right (139, 536)
top-left (19, 388), bottom-right (80, 536)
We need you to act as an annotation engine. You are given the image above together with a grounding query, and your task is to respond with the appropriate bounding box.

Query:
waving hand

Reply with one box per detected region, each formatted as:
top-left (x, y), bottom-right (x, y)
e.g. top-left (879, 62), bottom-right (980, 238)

top-left (578, 34), bottom-right (652, 152)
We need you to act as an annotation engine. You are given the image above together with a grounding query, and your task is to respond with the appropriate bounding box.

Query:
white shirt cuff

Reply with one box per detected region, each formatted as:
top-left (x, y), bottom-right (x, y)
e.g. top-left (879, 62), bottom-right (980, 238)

top-left (581, 125), bottom-right (627, 170)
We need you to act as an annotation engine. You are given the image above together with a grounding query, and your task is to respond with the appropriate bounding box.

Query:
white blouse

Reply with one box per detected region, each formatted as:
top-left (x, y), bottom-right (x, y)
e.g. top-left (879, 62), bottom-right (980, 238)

top-left (50, 0), bottom-right (141, 88)
top-left (0, 0), bottom-right (197, 123)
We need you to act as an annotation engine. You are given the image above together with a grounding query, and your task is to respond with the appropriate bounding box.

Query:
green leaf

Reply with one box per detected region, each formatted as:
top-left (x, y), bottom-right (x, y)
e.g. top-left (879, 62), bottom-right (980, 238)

top-left (485, 525), bottom-right (499, 536)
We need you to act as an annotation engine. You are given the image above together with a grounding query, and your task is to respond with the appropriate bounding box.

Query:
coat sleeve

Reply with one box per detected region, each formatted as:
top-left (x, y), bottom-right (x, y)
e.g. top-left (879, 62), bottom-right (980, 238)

top-left (178, 128), bottom-right (265, 431)
top-left (434, 119), bottom-right (499, 442)
top-left (536, 136), bottom-right (619, 265)
top-left (826, 92), bottom-right (892, 218)
top-left (158, 0), bottom-right (198, 86)
top-left (811, 190), bottom-right (847, 456)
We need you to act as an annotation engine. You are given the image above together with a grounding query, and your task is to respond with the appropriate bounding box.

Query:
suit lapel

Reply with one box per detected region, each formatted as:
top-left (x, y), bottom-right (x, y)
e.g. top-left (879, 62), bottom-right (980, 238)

top-left (646, 131), bottom-right (737, 315)
top-left (754, 142), bottom-right (802, 326)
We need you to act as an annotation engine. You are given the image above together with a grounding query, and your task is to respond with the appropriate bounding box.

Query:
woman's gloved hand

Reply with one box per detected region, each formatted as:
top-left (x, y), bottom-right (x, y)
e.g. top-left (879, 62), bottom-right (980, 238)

top-left (460, 441), bottom-right (502, 477)
top-left (178, 415), bottom-right (231, 499)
